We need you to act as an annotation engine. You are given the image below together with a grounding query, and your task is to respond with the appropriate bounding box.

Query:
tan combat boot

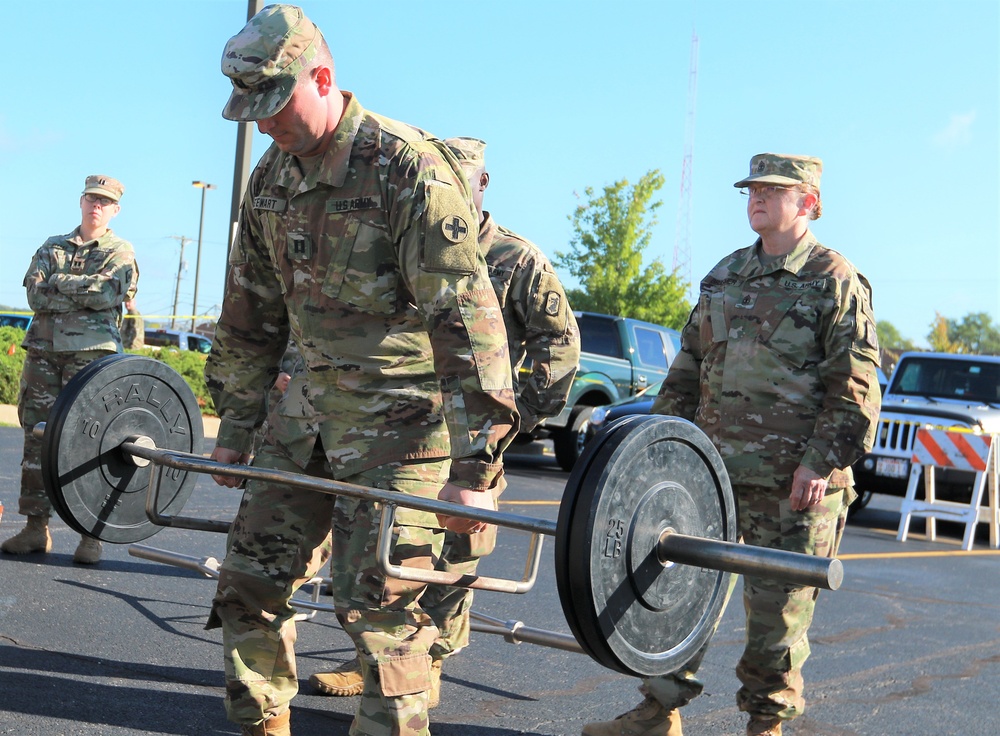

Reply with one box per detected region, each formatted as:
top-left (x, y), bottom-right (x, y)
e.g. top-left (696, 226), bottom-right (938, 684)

top-left (581, 695), bottom-right (682, 736)
top-left (309, 655), bottom-right (443, 708)
top-left (241, 710), bottom-right (290, 736)
top-left (308, 656), bottom-right (364, 696)
top-left (1, 516), bottom-right (52, 555)
top-left (747, 715), bottom-right (783, 736)
top-left (428, 658), bottom-right (443, 709)
top-left (73, 535), bottom-right (102, 564)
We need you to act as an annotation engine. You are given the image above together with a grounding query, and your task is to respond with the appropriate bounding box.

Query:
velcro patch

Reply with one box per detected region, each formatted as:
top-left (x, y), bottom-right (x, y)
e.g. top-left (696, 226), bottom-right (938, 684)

top-left (287, 232), bottom-right (313, 260)
top-left (420, 182), bottom-right (477, 275)
top-left (779, 278), bottom-right (825, 291)
top-left (527, 271), bottom-right (568, 333)
top-left (326, 195), bottom-right (381, 214)
top-left (544, 291), bottom-right (562, 316)
top-left (253, 196), bottom-right (287, 212)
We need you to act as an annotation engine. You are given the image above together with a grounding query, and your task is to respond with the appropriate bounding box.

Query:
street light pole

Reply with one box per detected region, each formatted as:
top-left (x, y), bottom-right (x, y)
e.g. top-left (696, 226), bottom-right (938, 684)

top-left (191, 181), bottom-right (216, 333)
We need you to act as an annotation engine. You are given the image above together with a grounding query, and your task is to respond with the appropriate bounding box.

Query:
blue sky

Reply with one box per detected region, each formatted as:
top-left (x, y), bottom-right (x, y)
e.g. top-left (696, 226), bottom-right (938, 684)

top-left (3, 1), bottom-right (997, 348)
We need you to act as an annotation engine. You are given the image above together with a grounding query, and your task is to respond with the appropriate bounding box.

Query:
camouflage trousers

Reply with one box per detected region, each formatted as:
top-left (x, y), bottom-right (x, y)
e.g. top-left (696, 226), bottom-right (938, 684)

top-left (422, 521), bottom-right (498, 660)
top-left (17, 348), bottom-right (116, 517)
top-left (643, 484), bottom-right (850, 721)
top-left (207, 441), bottom-right (449, 736)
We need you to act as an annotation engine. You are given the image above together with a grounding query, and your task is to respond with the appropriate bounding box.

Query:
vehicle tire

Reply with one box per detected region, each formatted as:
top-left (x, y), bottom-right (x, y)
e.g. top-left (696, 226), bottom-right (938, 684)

top-left (553, 406), bottom-right (595, 472)
top-left (847, 489), bottom-right (873, 518)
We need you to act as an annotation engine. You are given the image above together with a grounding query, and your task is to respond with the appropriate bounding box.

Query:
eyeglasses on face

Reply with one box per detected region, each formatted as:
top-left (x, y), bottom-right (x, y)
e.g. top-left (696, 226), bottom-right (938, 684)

top-left (738, 185), bottom-right (798, 199)
top-left (84, 193), bottom-right (117, 207)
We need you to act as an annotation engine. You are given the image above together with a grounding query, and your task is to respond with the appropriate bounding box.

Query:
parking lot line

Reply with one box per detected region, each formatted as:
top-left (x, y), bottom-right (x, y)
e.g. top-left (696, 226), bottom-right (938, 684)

top-left (840, 549), bottom-right (1000, 560)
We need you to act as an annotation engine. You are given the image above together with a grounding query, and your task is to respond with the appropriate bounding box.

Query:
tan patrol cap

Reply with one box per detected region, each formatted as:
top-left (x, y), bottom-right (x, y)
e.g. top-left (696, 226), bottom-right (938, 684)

top-left (221, 4), bottom-right (322, 122)
top-left (443, 137), bottom-right (487, 172)
top-left (83, 175), bottom-right (125, 202)
top-left (734, 153), bottom-right (822, 190)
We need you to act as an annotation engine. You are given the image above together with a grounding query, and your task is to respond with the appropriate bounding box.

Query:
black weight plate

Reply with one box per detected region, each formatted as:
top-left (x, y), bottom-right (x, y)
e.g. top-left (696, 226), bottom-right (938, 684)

top-left (557, 416), bottom-right (670, 666)
top-left (40, 356), bottom-right (117, 534)
top-left (556, 415), bottom-right (736, 677)
top-left (42, 354), bottom-right (204, 543)
top-left (41, 354), bottom-right (128, 531)
top-left (556, 413), bottom-right (651, 658)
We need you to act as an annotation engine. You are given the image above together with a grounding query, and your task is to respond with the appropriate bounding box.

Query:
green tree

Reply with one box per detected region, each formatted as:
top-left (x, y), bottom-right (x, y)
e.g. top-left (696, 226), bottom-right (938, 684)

top-left (554, 170), bottom-right (691, 329)
top-left (944, 312), bottom-right (1000, 354)
top-left (875, 320), bottom-right (916, 373)
top-left (876, 320), bottom-right (916, 353)
top-left (927, 312), bottom-right (959, 353)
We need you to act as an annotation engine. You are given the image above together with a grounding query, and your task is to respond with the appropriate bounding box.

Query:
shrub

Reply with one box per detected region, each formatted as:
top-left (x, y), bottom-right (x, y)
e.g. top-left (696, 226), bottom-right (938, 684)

top-left (0, 328), bottom-right (215, 416)
top-left (129, 347), bottom-right (216, 416)
top-left (0, 326), bottom-right (27, 404)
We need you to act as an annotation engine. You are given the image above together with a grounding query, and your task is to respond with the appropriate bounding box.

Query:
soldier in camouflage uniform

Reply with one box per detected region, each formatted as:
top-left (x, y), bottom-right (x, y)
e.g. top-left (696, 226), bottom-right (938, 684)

top-left (309, 137), bottom-right (581, 702)
top-left (120, 298), bottom-right (144, 350)
top-left (205, 7), bottom-right (516, 736)
top-left (2, 175), bottom-right (138, 565)
top-left (251, 341), bottom-right (302, 458)
top-left (582, 154), bottom-right (881, 736)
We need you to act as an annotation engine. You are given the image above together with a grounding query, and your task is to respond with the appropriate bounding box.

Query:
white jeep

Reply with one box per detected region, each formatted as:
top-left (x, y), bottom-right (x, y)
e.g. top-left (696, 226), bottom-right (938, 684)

top-left (852, 352), bottom-right (1000, 513)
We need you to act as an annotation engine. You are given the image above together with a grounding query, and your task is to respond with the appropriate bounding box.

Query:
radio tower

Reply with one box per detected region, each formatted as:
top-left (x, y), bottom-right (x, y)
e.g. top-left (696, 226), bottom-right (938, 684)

top-left (673, 30), bottom-right (698, 296)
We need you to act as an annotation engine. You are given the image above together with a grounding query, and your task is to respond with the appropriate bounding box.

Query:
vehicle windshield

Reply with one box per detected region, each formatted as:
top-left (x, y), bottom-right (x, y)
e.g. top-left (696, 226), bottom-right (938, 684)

top-left (891, 357), bottom-right (1000, 405)
top-left (639, 380), bottom-right (663, 398)
top-left (0, 314), bottom-right (31, 329)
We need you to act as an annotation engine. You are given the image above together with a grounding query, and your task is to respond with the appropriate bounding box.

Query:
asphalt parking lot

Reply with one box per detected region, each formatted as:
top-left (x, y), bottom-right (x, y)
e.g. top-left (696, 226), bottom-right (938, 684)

top-left (1, 424), bottom-right (999, 736)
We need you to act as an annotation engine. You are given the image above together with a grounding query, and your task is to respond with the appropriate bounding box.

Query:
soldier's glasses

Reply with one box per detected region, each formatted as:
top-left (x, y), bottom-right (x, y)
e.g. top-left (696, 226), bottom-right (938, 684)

top-left (739, 186), bottom-right (798, 199)
top-left (84, 193), bottom-right (117, 207)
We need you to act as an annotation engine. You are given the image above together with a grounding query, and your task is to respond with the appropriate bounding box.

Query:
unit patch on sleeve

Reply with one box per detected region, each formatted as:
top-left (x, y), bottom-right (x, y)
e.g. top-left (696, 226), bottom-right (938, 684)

top-left (419, 182), bottom-right (477, 275)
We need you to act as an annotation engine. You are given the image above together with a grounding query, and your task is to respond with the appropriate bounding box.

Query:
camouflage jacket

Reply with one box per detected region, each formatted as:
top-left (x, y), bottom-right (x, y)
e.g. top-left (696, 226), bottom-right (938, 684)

top-left (480, 213), bottom-right (580, 431)
top-left (120, 308), bottom-right (144, 350)
top-left (22, 227), bottom-right (138, 352)
top-left (652, 233), bottom-right (881, 489)
top-left (206, 93), bottom-right (517, 492)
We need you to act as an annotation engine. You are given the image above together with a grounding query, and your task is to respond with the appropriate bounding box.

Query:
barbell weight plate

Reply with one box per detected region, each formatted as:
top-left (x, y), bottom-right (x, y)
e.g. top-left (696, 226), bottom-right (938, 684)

top-left (555, 413), bottom-right (652, 660)
top-left (40, 355), bottom-right (112, 531)
top-left (41, 354), bottom-right (204, 543)
top-left (555, 415), bottom-right (736, 677)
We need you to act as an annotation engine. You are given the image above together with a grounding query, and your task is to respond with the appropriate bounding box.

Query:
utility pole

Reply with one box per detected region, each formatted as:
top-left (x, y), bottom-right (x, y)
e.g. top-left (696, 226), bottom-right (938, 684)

top-left (191, 181), bottom-right (216, 333)
top-left (168, 236), bottom-right (191, 329)
top-left (673, 30), bottom-right (698, 299)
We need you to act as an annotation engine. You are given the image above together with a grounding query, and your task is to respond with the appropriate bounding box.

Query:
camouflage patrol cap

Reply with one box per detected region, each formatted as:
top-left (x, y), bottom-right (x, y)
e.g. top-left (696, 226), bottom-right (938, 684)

top-left (734, 153), bottom-right (823, 190)
top-left (221, 4), bottom-right (322, 122)
top-left (82, 175), bottom-right (125, 202)
top-left (443, 137), bottom-right (487, 172)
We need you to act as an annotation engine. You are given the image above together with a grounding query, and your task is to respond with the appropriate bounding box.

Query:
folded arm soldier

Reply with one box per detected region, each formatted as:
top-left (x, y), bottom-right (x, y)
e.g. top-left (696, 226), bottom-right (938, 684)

top-left (2, 175), bottom-right (138, 565)
top-left (310, 137), bottom-right (581, 703)
top-left (583, 154), bottom-right (881, 736)
top-left (206, 6), bottom-right (516, 736)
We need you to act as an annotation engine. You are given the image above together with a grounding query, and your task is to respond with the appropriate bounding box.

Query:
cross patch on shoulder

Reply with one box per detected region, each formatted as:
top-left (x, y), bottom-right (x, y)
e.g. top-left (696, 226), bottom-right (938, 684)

top-left (441, 215), bottom-right (470, 243)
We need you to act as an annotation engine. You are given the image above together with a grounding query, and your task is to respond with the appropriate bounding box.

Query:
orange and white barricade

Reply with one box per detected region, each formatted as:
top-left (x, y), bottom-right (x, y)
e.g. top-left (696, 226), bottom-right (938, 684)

top-left (896, 429), bottom-right (998, 550)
